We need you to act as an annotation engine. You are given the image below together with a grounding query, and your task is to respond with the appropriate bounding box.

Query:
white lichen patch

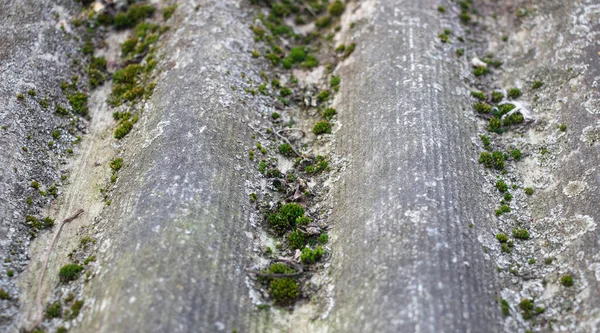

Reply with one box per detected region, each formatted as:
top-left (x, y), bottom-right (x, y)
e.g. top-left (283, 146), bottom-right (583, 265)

top-left (580, 123), bottom-right (600, 146)
top-left (562, 181), bottom-right (587, 197)
top-left (533, 210), bottom-right (595, 257)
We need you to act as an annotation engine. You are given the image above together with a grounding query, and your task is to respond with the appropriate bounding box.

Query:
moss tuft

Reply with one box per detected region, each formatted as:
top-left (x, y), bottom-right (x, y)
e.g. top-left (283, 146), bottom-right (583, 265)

top-left (312, 121), bottom-right (331, 135)
top-left (59, 264), bottom-right (83, 282)
top-left (512, 228), bottom-right (530, 240)
top-left (268, 203), bottom-right (305, 235)
top-left (560, 274), bottom-right (574, 287)
top-left (269, 278), bottom-right (299, 305)
top-left (328, 0), bottom-right (345, 16)
top-left (300, 246), bottom-right (323, 264)
top-left (46, 301), bottom-right (61, 319)
top-left (507, 88), bottom-right (522, 99)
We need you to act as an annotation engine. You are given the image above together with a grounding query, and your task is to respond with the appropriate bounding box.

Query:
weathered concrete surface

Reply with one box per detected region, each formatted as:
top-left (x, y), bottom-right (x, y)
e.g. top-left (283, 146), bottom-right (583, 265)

top-left (328, 0), bottom-right (501, 332)
top-left (74, 2), bottom-right (262, 332)
top-left (0, 0), bottom-right (85, 330)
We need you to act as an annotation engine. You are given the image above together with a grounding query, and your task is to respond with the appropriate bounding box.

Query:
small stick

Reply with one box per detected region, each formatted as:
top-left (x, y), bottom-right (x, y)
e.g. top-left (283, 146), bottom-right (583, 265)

top-left (28, 209), bottom-right (84, 332)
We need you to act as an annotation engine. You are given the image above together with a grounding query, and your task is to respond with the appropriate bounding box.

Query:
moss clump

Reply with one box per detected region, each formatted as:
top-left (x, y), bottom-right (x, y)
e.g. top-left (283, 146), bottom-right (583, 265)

top-left (560, 274), bottom-right (574, 287)
top-left (70, 299), bottom-right (84, 319)
top-left (269, 278), bottom-right (299, 305)
top-left (491, 91), bottom-right (504, 103)
top-left (343, 42), bottom-right (356, 58)
top-left (315, 16), bottom-right (331, 29)
top-left (280, 87), bottom-right (292, 97)
top-left (495, 179), bottom-right (508, 192)
top-left (478, 151), bottom-right (505, 170)
top-left (532, 80), bottom-right (544, 89)
top-left (322, 107), bottom-right (337, 120)
top-left (68, 92), bottom-right (89, 116)
top-left (312, 121), bottom-right (331, 135)
top-left (328, 0), bottom-right (345, 16)
top-left (0, 288), bottom-right (9, 300)
top-left (31, 181), bottom-right (41, 189)
top-left (330, 76), bottom-right (341, 89)
top-left (287, 230), bottom-right (307, 250)
top-left (301, 246), bottom-right (324, 264)
top-left (59, 264), bottom-right (83, 282)
top-left (110, 158), bottom-right (123, 172)
top-left (503, 192), bottom-right (512, 202)
top-left (473, 66), bottom-right (490, 76)
top-left (163, 4), bottom-right (177, 20)
top-left (495, 205), bottom-right (511, 216)
top-left (437, 6), bottom-right (446, 13)
top-left (501, 299), bottom-right (510, 316)
top-left (559, 123), bottom-right (567, 132)
top-left (289, 47), bottom-right (306, 63)
top-left (46, 301), bottom-right (61, 319)
top-left (503, 112), bottom-right (524, 126)
top-left (268, 203), bottom-right (305, 235)
top-left (16, 93), bottom-right (24, 100)
top-left (480, 135), bottom-right (491, 150)
top-left (438, 31), bottom-right (450, 43)
top-left (473, 102), bottom-right (492, 114)
top-left (496, 233), bottom-right (508, 243)
top-left (488, 117), bottom-right (502, 133)
top-left (510, 149), bottom-right (521, 160)
top-left (121, 38), bottom-right (138, 56)
top-left (512, 228), bottom-right (530, 240)
top-left (82, 40), bottom-right (94, 55)
top-left (471, 91), bottom-right (486, 100)
top-left (114, 4), bottom-right (155, 29)
top-left (278, 143), bottom-right (294, 156)
top-left (519, 299), bottom-right (536, 320)
top-left (114, 120), bottom-right (134, 139)
top-left (7, 270), bottom-right (14, 277)
top-left (507, 88), bottom-right (522, 99)
top-left (318, 233), bottom-right (328, 244)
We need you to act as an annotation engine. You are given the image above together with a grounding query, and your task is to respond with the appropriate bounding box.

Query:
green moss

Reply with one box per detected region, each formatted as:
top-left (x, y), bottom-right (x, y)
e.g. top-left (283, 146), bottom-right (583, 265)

top-left (503, 112), bottom-right (524, 126)
top-left (70, 299), bottom-right (84, 319)
top-left (473, 102), bottom-right (492, 113)
top-left (471, 91), bottom-right (486, 100)
top-left (313, 121), bottom-right (331, 135)
top-left (496, 233), bottom-right (508, 243)
top-left (512, 228), bottom-right (529, 240)
top-left (507, 88), bottom-right (522, 99)
top-left (456, 48), bottom-right (464, 57)
top-left (315, 16), bottom-right (332, 29)
top-left (46, 301), bottom-right (61, 319)
top-left (532, 80), bottom-right (544, 89)
top-left (495, 205), bottom-right (511, 216)
top-left (249, 193), bottom-right (258, 203)
top-left (31, 181), bottom-right (41, 189)
top-left (473, 66), bottom-right (489, 76)
top-left (318, 233), bottom-right (329, 244)
top-left (301, 55), bottom-right (319, 69)
top-left (501, 35), bottom-right (509, 42)
top-left (503, 192), bottom-right (512, 202)
top-left (301, 246), bottom-right (323, 264)
top-left (559, 123), bottom-right (567, 132)
top-left (6, 270), bottom-right (14, 277)
top-left (289, 47), bottom-right (306, 63)
top-left (328, 0), bottom-right (345, 16)
top-left (83, 256), bottom-right (96, 265)
top-left (560, 274), bottom-right (574, 287)
top-left (163, 5), bottom-right (177, 20)
top-left (121, 38), bottom-right (138, 56)
top-left (56, 327), bottom-right (67, 333)
top-left (114, 120), bottom-right (134, 139)
top-left (269, 278), bottom-right (298, 305)
top-left (495, 179), bottom-right (508, 192)
top-left (519, 299), bottom-right (535, 320)
top-left (478, 151), bottom-right (505, 170)
top-left (510, 149), bottom-right (521, 160)
top-left (42, 216), bottom-right (55, 228)
top-left (437, 6), bottom-right (446, 13)
top-left (322, 107), bottom-right (337, 120)
top-left (55, 104), bottom-right (69, 116)
top-left (82, 40), bottom-right (94, 55)
top-left (287, 230), bottom-right (307, 250)
top-left (280, 87), bottom-right (292, 97)
top-left (438, 32), bottom-right (449, 43)
top-left (343, 42), bottom-right (356, 58)
top-left (68, 92), bottom-right (89, 116)
top-left (317, 90), bottom-right (330, 102)
top-left (488, 117), bottom-right (502, 133)
top-left (268, 203), bottom-right (305, 235)
top-left (480, 135), bottom-right (491, 150)
top-left (0, 288), bottom-right (9, 300)
top-left (491, 91), bottom-right (504, 103)
top-left (330, 76), bottom-right (341, 88)
top-left (27, 89), bottom-right (36, 96)
top-left (16, 93), bottom-right (24, 100)
top-left (278, 143), bottom-right (294, 156)
top-left (114, 4), bottom-right (155, 29)
top-left (59, 264), bottom-right (83, 282)
top-left (110, 158), bottom-right (123, 172)
top-left (501, 299), bottom-right (510, 316)
top-left (500, 243), bottom-right (511, 253)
